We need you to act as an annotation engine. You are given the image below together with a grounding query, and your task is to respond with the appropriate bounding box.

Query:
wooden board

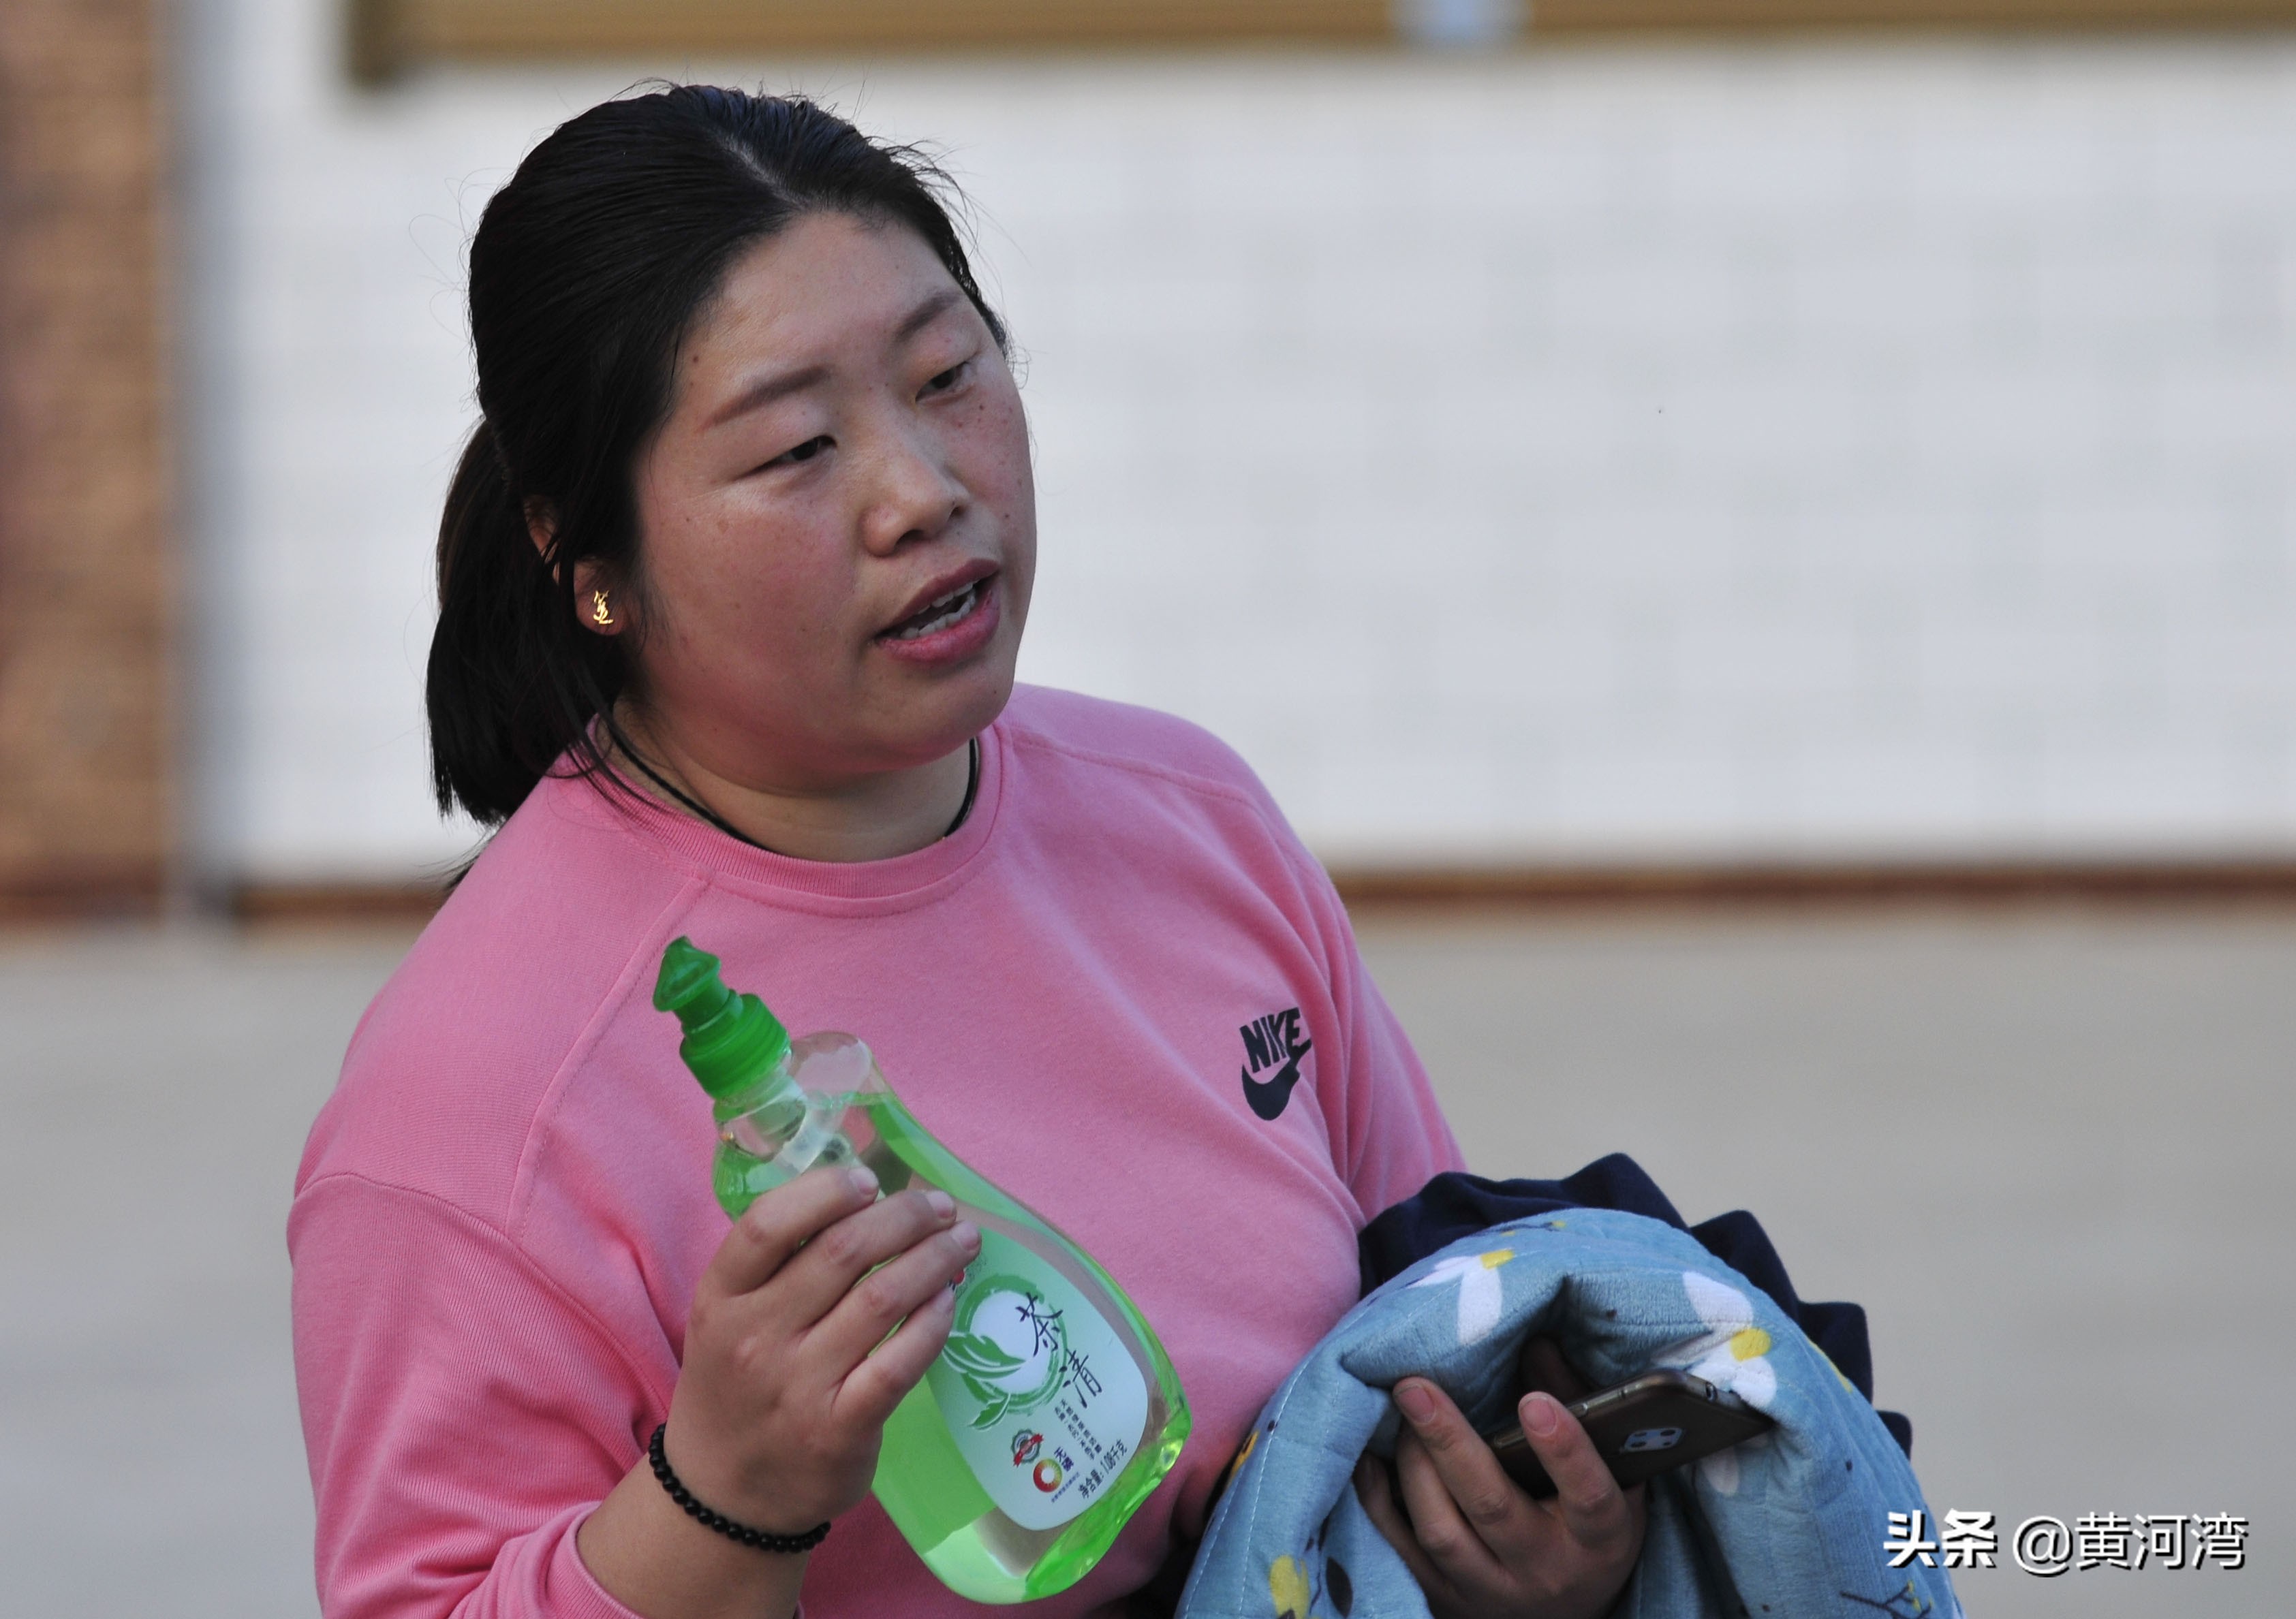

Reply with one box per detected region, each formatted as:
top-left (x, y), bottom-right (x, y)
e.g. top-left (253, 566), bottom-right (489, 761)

top-left (0, 0), bottom-right (173, 915)
top-left (350, 0), bottom-right (2296, 82)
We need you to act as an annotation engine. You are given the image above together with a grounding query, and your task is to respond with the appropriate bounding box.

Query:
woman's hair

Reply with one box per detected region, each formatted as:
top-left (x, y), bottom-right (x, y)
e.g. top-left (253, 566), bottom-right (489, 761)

top-left (426, 85), bottom-right (1006, 826)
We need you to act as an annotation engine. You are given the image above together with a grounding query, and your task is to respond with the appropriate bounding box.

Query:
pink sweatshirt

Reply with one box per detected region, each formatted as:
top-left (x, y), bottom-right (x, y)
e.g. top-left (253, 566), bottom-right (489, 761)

top-left (291, 687), bottom-right (1463, 1619)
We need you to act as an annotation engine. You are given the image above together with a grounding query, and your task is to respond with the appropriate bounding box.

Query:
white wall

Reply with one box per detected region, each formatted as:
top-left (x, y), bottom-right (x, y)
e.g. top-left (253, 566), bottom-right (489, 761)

top-left (182, 1), bottom-right (2296, 880)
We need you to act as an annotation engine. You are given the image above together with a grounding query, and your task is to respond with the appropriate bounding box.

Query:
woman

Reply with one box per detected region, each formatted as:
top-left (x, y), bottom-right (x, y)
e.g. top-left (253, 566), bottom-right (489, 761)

top-left (290, 86), bottom-right (1642, 1619)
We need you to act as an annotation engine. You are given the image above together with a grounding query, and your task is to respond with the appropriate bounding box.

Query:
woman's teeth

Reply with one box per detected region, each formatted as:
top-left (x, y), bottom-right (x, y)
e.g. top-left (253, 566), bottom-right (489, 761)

top-left (890, 580), bottom-right (982, 640)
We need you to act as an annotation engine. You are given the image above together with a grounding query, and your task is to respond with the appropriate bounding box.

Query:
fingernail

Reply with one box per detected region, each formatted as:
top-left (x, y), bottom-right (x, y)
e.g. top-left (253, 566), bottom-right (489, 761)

top-left (847, 1165), bottom-right (880, 1197)
top-left (952, 1221), bottom-right (981, 1254)
top-left (925, 1190), bottom-right (957, 1220)
top-left (1522, 1392), bottom-right (1562, 1438)
top-left (1395, 1381), bottom-right (1437, 1425)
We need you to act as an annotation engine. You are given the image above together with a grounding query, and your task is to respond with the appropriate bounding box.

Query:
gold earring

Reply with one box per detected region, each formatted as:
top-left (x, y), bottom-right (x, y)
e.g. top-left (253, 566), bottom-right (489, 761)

top-left (591, 588), bottom-right (613, 628)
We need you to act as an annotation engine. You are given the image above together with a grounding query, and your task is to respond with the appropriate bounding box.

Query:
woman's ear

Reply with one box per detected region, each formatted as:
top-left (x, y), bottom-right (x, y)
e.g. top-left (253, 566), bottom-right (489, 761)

top-left (525, 498), bottom-right (627, 638)
top-left (523, 496), bottom-right (558, 561)
top-left (572, 559), bottom-right (626, 637)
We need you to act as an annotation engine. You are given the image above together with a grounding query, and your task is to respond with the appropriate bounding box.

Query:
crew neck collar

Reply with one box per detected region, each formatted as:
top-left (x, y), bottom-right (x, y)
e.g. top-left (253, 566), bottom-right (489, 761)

top-left (544, 723), bottom-right (1006, 910)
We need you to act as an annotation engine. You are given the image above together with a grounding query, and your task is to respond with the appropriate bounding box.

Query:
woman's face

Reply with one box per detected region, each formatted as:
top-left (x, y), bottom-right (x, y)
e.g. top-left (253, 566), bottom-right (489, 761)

top-left (620, 211), bottom-right (1035, 789)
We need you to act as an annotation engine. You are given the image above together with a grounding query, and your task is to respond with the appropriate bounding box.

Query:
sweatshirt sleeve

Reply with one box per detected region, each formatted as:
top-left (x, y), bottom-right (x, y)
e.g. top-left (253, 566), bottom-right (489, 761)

top-left (1322, 898), bottom-right (1469, 1221)
top-left (1256, 823), bottom-right (1466, 1223)
top-left (290, 1173), bottom-right (664, 1619)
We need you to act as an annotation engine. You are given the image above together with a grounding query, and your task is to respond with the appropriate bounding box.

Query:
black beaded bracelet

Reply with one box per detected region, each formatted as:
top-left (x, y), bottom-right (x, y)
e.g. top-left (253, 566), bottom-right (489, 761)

top-left (647, 1424), bottom-right (831, 1555)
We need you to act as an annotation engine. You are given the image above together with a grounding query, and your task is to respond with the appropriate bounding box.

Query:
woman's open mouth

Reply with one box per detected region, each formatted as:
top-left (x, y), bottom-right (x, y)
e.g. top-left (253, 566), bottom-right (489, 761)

top-left (875, 566), bottom-right (1002, 666)
top-left (884, 578), bottom-right (987, 642)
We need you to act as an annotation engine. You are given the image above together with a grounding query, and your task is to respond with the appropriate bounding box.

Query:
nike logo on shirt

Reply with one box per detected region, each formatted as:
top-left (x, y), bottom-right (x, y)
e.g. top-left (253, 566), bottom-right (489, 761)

top-left (1239, 1008), bottom-right (1313, 1122)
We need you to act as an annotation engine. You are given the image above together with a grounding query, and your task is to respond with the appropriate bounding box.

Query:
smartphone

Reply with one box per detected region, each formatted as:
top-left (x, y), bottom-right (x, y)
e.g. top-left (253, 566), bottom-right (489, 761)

top-left (1478, 1368), bottom-right (1774, 1497)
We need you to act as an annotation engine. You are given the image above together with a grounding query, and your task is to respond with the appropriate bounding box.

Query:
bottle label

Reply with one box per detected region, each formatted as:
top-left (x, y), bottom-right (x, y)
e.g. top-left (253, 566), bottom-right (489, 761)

top-left (926, 1227), bottom-right (1151, 1532)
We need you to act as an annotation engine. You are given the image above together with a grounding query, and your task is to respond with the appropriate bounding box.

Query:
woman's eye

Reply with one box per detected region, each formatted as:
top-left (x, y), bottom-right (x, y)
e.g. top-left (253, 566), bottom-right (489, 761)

top-left (766, 435), bottom-right (832, 470)
top-left (921, 360), bottom-right (971, 397)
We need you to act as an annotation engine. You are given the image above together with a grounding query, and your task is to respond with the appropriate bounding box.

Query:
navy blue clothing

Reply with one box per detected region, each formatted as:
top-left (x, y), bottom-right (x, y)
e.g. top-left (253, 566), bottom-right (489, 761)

top-left (1357, 1154), bottom-right (1912, 1456)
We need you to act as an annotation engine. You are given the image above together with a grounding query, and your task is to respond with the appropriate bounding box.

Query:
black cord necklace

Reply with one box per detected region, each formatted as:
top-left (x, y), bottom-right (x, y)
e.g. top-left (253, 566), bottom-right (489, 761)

top-left (619, 736), bottom-right (980, 856)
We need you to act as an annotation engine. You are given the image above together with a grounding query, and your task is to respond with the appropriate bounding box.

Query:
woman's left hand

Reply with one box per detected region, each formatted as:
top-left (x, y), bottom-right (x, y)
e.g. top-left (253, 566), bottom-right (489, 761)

top-left (1354, 1347), bottom-right (1645, 1619)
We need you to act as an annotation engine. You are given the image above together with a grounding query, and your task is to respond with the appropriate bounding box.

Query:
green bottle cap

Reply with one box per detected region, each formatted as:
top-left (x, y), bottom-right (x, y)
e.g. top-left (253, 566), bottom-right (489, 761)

top-left (653, 937), bottom-right (790, 1101)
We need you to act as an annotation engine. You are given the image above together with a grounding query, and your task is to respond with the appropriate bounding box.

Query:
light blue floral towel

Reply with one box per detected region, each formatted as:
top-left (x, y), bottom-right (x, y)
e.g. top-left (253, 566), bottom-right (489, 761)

top-left (1176, 1208), bottom-right (1961, 1619)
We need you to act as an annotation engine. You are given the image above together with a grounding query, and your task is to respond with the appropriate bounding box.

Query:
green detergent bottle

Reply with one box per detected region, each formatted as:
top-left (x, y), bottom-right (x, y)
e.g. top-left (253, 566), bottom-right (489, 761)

top-left (653, 937), bottom-right (1190, 1604)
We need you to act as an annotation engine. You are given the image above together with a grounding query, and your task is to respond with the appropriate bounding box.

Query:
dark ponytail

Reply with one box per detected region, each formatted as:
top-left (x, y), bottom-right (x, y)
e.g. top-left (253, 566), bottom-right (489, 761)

top-left (425, 86), bottom-right (1006, 826)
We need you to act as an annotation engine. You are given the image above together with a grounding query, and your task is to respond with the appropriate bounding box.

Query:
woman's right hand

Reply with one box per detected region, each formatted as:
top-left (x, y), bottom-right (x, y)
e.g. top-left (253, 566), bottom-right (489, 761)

top-left (668, 1161), bottom-right (980, 1530)
top-left (577, 1161), bottom-right (978, 1618)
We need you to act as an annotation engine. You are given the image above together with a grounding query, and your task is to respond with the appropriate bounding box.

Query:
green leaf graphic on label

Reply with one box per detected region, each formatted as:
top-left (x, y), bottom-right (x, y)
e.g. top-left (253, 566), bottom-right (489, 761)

top-left (924, 1229), bottom-right (1155, 1534)
top-left (963, 1374), bottom-right (1014, 1428)
top-left (943, 1332), bottom-right (1025, 1377)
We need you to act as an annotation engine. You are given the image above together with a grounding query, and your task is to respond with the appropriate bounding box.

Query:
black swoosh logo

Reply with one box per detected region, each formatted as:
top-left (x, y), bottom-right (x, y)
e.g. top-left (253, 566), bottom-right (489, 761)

top-left (1241, 1049), bottom-right (1305, 1121)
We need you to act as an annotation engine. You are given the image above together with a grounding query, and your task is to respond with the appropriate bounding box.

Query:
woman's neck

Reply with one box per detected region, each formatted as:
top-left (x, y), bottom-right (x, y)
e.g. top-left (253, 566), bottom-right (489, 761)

top-left (606, 706), bottom-right (977, 863)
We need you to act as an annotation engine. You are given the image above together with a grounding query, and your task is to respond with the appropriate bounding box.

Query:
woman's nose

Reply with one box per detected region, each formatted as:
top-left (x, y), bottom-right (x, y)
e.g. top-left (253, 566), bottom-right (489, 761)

top-left (859, 424), bottom-right (963, 554)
